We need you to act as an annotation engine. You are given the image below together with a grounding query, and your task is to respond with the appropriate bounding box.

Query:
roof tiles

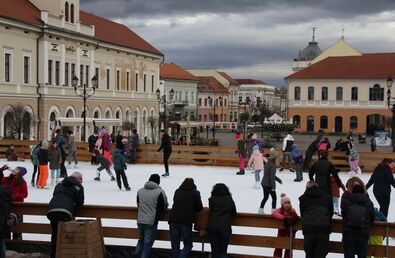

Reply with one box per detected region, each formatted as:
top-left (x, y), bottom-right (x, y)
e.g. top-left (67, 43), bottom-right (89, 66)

top-left (160, 63), bottom-right (198, 81)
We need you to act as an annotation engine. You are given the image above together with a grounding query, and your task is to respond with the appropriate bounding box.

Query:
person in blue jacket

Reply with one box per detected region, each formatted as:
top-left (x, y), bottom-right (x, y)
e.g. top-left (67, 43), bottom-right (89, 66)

top-left (113, 148), bottom-right (130, 191)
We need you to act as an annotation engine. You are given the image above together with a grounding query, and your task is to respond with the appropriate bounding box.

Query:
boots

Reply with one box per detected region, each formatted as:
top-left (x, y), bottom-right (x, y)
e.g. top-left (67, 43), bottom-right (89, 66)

top-left (236, 169), bottom-right (245, 175)
top-left (94, 170), bottom-right (101, 181)
top-left (258, 208), bottom-right (264, 214)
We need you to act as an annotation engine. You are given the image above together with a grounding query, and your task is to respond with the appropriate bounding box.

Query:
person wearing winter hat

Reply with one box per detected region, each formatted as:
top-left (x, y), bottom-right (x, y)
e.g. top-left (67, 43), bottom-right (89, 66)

top-left (235, 133), bottom-right (248, 175)
top-left (3, 166), bottom-right (28, 240)
top-left (37, 140), bottom-right (50, 189)
top-left (272, 193), bottom-right (299, 258)
top-left (135, 173), bottom-right (168, 258)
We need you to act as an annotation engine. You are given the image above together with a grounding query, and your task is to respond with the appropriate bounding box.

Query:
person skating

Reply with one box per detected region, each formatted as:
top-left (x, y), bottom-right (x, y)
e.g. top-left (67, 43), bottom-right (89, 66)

top-left (347, 141), bottom-right (361, 175)
top-left (37, 140), bottom-right (50, 189)
top-left (331, 175), bottom-right (346, 216)
top-left (299, 181), bottom-right (333, 258)
top-left (158, 129), bottom-right (172, 177)
top-left (31, 141), bottom-right (41, 187)
top-left (115, 130), bottom-right (124, 150)
top-left (259, 150), bottom-right (282, 214)
top-left (93, 149), bottom-right (115, 181)
top-left (303, 137), bottom-right (320, 172)
top-left (49, 140), bottom-right (62, 186)
top-left (52, 127), bottom-right (67, 178)
top-left (130, 129), bottom-right (140, 164)
top-left (169, 178), bottom-right (203, 258)
top-left (248, 145), bottom-right (267, 189)
top-left (235, 132), bottom-right (248, 175)
top-left (112, 148), bottom-right (130, 191)
top-left (47, 172), bottom-right (84, 258)
top-left (309, 150), bottom-right (343, 197)
top-left (279, 133), bottom-right (295, 172)
top-left (66, 130), bottom-right (78, 168)
top-left (88, 132), bottom-right (98, 165)
top-left (291, 144), bottom-right (303, 182)
top-left (366, 158), bottom-right (395, 217)
top-left (135, 174), bottom-right (168, 258)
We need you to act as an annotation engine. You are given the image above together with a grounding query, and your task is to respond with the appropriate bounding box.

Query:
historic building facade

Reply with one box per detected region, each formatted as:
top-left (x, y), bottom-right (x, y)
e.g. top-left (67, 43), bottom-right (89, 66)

top-left (0, 0), bottom-right (163, 141)
top-left (286, 40), bottom-right (392, 134)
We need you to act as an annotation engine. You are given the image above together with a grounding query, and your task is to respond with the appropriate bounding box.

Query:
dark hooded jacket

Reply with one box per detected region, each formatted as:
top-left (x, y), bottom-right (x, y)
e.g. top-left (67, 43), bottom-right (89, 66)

top-left (299, 186), bottom-right (333, 235)
top-left (169, 179), bottom-right (203, 226)
top-left (113, 148), bottom-right (126, 171)
top-left (0, 184), bottom-right (12, 239)
top-left (366, 162), bottom-right (395, 196)
top-left (207, 185), bottom-right (237, 233)
top-left (309, 157), bottom-right (342, 196)
top-left (47, 176), bottom-right (84, 218)
top-left (341, 192), bottom-right (374, 237)
top-left (88, 134), bottom-right (98, 152)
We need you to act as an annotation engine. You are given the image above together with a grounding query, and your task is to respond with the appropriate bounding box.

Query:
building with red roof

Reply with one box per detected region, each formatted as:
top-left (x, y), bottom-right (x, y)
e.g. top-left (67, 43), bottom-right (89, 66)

top-left (285, 39), bottom-right (391, 134)
top-left (0, 0), bottom-right (163, 141)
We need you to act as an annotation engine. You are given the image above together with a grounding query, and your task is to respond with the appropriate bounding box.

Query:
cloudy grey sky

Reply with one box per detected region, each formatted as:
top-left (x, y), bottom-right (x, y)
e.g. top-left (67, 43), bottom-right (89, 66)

top-left (80, 0), bottom-right (395, 87)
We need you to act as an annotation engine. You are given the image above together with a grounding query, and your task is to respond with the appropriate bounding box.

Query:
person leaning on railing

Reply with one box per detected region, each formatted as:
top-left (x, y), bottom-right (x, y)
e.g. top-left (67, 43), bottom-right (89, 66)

top-left (0, 167), bottom-right (12, 258)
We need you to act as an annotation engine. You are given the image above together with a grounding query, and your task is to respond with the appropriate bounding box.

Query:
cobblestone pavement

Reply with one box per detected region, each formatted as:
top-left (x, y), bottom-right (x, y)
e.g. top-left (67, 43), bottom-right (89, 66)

top-left (213, 131), bottom-right (392, 153)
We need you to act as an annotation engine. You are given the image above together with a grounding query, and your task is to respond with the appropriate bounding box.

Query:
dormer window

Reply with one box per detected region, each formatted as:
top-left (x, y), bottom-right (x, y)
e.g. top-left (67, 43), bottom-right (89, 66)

top-left (65, 2), bottom-right (69, 22)
top-left (70, 4), bottom-right (74, 23)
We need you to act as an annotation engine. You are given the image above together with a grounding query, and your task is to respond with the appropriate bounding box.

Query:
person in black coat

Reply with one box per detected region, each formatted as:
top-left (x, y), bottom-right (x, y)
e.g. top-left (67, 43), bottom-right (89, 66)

top-left (47, 172), bottom-right (84, 258)
top-left (88, 132), bottom-right (98, 165)
top-left (303, 137), bottom-right (320, 172)
top-left (366, 158), bottom-right (395, 217)
top-left (299, 181), bottom-right (333, 258)
top-left (169, 178), bottom-right (203, 258)
top-left (115, 130), bottom-right (124, 150)
top-left (341, 182), bottom-right (374, 258)
top-left (0, 168), bottom-right (12, 258)
top-left (309, 150), bottom-right (343, 197)
top-left (207, 183), bottom-right (237, 258)
top-left (158, 129), bottom-right (172, 177)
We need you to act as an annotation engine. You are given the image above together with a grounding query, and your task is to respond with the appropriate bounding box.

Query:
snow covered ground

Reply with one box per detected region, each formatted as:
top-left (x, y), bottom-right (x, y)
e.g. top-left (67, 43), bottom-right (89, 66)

top-left (2, 160), bottom-right (394, 257)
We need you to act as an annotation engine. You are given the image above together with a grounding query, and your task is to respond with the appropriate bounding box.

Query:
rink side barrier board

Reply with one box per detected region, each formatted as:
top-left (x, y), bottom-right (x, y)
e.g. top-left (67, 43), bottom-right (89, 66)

top-left (7, 203), bottom-right (395, 257)
top-left (1, 139), bottom-right (395, 172)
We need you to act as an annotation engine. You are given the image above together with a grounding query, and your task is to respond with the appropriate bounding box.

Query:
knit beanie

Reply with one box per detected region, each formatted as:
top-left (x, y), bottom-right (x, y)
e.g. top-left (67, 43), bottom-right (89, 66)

top-left (252, 145), bottom-right (260, 152)
top-left (280, 193), bottom-right (290, 206)
top-left (16, 166), bottom-right (27, 176)
top-left (42, 140), bottom-right (49, 147)
top-left (251, 134), bottom-right (258, 140)
top-left (148, 174), bottom-right (160, 185)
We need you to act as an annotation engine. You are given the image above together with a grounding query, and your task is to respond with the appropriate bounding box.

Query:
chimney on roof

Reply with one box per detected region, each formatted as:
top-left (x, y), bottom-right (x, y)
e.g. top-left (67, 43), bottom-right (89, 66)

top-left (41, 11), bottom-right (48, 24)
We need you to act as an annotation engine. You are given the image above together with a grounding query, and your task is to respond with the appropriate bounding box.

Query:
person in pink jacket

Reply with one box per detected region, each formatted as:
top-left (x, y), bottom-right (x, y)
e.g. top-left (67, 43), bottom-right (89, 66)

top-left (248, 145), bottom-right (267, 189)
top-left (272, 193), bottom-right (300, 258)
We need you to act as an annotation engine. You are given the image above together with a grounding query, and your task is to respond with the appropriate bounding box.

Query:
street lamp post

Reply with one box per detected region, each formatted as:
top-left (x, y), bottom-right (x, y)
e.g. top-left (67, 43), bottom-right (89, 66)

top-left (72, 74), bottom-right (97, 142)
top-left (208, 96), bottom-right (222, 141)
top-left (386, 76), bottom-right (395, 152)
top-left (156, 88), bottom-right (174, 133)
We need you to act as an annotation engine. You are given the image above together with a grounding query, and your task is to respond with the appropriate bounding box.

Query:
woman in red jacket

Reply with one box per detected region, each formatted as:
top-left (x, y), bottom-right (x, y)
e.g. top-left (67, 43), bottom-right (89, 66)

top-left (3, 166), bottom-right (28, 240)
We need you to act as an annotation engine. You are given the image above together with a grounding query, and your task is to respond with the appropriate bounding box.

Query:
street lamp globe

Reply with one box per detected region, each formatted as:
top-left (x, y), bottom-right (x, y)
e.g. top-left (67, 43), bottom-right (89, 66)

top-left (72, 75), bottom-right (79, 88)
top-left (387, 76), bottom-right (393, 89)
top-left (156, 89), bottom-right (161, 100)
top-left (169, 88), bottom-right (175, 101)
top-left (91, 75), bottom-right (98, 88)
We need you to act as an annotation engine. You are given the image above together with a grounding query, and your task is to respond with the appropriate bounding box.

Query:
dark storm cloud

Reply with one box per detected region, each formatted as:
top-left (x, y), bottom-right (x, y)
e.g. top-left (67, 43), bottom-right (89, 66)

top-left (80, 0), bottom-right (395, 20)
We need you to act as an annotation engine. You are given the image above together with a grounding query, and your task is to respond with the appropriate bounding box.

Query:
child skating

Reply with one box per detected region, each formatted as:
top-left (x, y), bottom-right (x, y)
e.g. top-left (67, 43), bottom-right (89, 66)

top-left (94, 149), bottom-right (115, 181)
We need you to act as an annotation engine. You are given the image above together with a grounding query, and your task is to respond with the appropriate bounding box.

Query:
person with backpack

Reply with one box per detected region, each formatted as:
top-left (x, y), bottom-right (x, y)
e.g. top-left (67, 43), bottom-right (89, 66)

top-left (299, 181), bottom-right (333, 258)
top-left (341, 178), bottom-right (374, 258)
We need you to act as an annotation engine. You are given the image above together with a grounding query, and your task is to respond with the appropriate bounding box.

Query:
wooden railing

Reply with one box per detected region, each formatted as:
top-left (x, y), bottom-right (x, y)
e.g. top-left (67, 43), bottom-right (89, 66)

top-left (1, 140), bottom-right (395, 172)
top-left (8, 202), bottom-right (395, 257)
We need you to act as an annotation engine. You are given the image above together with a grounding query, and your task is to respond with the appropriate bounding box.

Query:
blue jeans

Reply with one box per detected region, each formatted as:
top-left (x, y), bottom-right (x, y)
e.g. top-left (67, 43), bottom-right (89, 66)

top-left (135, 223), bottom-right (158, 258)
top-left (254, 170), bottom-right (261, 182)
top-left (343, 234), bottom-right (369, 258)
top-left (208, 230), bottom-right (231, 258)
top-left (170, 222), bottom-right (193, 258)
top-left (0, 239), bottom-right (5, 258)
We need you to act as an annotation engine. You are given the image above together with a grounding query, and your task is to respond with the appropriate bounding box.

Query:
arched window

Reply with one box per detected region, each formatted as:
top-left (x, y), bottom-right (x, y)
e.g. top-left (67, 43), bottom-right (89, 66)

top-left (369, 84), bottom-right (384, 101)
top-left (351, 87), bottom-right (358, 101)
top-left (308, 87), bottom-right (314, 101)
top-left (320, 116), bottom-right (328, 129)
top-left (350, 116), bottom-right (358, 129)
top-left (294, 87), bottom-right (301, 100)
top-left (94, 111), bottom-right (99, 118)
top-left (336, 87), bottom-right (343, 101)
top-left (70, 4), bottom-right (75, 23)
top-left (321, 87), bottom-right (328, 101)
top-left (65, 2), bottom-right (69, 22)
top-left (293, 115), bottom-right (300, 128)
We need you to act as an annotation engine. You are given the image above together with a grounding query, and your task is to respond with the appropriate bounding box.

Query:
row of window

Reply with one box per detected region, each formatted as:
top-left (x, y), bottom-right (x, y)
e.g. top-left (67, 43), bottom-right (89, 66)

top-left (4, 52), bottom-right (31, 84)
top-left (47, 59), bottom-right (155, 92)
top-left (172, 91), bottom-right (195, 103)
top-left (294, 85), bottom-right (384, 101)
top-left (293, 115), bottom-right (358, 129)
top-left (64, 2), bottom-right (75, 23)
top-left (197, 113), bottom-right (231, 122)
top-left (198, 98), bottom-right (228, 107)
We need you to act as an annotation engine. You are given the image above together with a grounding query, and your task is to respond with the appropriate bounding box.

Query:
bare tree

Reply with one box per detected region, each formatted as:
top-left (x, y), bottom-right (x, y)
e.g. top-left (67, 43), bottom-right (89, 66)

top-left (148, 116), bottom-right (157, 143)
top-left (4, 105), bottom-right (35, 140)
top-left (122, 121), bottom-right (135, 138)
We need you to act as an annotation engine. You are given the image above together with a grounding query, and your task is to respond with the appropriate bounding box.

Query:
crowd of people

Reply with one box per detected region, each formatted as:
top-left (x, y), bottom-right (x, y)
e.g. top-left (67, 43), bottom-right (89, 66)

top-left (0, 129), bottom-right (394, 258)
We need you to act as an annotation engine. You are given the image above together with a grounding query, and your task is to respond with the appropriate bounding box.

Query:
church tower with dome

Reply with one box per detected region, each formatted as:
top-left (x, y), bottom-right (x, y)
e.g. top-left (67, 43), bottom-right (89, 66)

top-left (292, 27), bottom-right (322, 71)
